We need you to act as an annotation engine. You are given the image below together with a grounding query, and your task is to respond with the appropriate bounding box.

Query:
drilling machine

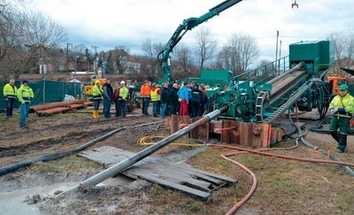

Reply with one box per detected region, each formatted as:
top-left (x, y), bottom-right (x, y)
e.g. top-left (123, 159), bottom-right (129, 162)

top-left (157, 0), bottom-right (343, 146)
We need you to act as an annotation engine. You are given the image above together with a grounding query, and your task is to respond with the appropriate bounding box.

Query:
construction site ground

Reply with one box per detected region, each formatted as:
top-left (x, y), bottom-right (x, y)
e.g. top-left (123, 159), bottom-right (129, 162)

top-left (0, 111), bottom-right (353, 215)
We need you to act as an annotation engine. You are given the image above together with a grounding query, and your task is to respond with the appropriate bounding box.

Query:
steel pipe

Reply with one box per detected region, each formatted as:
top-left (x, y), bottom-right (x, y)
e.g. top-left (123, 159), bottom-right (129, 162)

top-left (78, 107), bottom-right (228, 189)
top-left (268, 62), bottom-right (304, 85)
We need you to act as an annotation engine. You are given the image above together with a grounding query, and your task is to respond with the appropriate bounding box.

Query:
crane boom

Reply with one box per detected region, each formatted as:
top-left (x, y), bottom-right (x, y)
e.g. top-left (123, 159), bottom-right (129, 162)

top-left (159, 0), bottom-right (244, 82)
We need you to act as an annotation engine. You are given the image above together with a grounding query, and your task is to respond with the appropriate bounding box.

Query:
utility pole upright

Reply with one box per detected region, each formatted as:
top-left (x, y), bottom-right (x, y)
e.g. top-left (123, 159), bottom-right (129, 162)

top-left (275, 30), bottom-right (280, 76)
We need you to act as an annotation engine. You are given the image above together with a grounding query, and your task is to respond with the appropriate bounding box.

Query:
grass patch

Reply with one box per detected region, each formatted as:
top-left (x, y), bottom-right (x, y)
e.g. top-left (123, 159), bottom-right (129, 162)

top-left (30, 155), bottom-right (102, 173)
top-left (144, 148), bottom-right (354, 215)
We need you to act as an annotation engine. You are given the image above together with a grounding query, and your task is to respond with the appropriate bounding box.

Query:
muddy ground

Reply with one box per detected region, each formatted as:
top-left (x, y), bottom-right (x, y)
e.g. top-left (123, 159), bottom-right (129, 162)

top-left (0, 110), bottom-right (353, 215)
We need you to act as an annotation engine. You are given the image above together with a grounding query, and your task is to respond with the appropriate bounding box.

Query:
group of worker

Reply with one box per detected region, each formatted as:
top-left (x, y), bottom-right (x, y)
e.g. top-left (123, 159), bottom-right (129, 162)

top-left (91, 79), bottom-right (129, 119)
top-left (139, 80), bottom-right (208, 118)
top-left (2, 79), bottom-right (353, 153)
top-left (3, 79), bottom-right (34, 128)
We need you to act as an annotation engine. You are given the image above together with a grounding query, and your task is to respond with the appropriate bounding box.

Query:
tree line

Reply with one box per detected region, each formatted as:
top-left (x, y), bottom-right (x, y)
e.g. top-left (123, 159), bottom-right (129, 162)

top-left (0, 0), bottom-right (66, 79)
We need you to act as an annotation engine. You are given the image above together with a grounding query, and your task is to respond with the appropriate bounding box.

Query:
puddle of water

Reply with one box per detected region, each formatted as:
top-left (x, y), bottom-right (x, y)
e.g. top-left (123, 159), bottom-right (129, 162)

top-left (0, 182), bottom-right (78, 215)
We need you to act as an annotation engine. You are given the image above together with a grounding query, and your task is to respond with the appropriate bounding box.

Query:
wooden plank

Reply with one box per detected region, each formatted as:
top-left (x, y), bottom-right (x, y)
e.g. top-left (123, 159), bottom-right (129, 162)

top-left (185, 167), bottom-right (237, 184)
top-left (79, 146), bottom-right (237, 200)
top-left (141, 174), bottom-right (211, 200)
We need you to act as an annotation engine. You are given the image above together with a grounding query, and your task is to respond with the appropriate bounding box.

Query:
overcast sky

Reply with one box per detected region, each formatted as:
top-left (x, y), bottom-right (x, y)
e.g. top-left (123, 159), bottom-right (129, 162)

top-left (30, 0), bottom-right (354, 61)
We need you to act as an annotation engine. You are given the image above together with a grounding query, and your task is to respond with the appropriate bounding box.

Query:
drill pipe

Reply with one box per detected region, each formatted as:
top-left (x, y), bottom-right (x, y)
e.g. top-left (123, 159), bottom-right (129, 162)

top-left (268, 62), bottom-right (304, 85)
top-left (78, 106), bottom-right (228, 189)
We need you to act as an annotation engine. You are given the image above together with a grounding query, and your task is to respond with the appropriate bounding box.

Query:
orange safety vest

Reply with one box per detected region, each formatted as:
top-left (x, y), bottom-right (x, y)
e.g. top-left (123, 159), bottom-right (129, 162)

top-left (140, 84), bottom-right (151, 97)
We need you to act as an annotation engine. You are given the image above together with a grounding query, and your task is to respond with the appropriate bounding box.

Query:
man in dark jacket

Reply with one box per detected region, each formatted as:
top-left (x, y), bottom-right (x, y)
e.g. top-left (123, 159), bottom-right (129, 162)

top-left (112, 82), bottom-right (120, 117)
top-left (160, 82), bottom-right (170, 119)
top-left (170, 83), bottom-right (179, 115)
top-left (102, 80), bottom-right (113, 118)
top-left (199, 85), bottom-right (208, 116)
top-left (190, 84), bottom-right (202, 118)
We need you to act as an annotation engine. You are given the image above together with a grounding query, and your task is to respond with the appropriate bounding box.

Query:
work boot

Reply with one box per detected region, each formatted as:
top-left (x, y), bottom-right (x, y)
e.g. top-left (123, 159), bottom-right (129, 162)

top-left (336, 134), bottom-right (347, 153)
top-left (330, 131), bottom-right (339, 143)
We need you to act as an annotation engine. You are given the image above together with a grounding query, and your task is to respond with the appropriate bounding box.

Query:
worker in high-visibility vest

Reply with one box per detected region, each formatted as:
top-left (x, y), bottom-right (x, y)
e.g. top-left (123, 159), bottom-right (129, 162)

top-left (92, 80), bottom-right (103, 119)
top-left (3, 79), bottom-right (17, 118)
top-left (150, 83), bottom-right (161, 117)
top-left (329, 83), bottom-right (354, 153)
top-left (140, 80), bottom-right (151, 115)
top-left (118, 81), bottom-right (129, 117)
top-left (17, 80), bottom-right (34, 128)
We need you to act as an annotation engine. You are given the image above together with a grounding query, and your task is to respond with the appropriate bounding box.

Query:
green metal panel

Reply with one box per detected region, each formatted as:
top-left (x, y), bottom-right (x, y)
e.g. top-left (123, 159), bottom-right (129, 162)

top-left (0, 80), bottom-right (82, 112)
top-left (289, 40), bottom-right (332, 74)
top-left (199, 69), bottom-right (232, 86)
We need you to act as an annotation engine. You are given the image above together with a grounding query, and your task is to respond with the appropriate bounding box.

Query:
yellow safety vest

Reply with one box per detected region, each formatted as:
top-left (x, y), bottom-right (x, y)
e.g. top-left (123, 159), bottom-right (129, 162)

top-left (17, 85), bottom-right (34, 103)
top-left (150, 88), bottom-right (160, 102)
top-left (92, 84), bottom-right (103, 97)
top-left (329, 93), bottom-right (354, 114)
top-left (3, 83), bottom-right (17, 97)
top-left (120, 87), bottom-right (129, 100)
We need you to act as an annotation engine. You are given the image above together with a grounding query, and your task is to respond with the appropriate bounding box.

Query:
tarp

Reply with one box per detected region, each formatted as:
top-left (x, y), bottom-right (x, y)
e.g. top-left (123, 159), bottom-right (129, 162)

top-left (0, 80), bottom-right (82, 112)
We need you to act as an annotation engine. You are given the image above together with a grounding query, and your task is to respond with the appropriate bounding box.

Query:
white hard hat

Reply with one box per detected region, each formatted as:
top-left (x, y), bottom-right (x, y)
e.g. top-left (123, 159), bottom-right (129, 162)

top-left (120, 81), bottom-right (125, 85)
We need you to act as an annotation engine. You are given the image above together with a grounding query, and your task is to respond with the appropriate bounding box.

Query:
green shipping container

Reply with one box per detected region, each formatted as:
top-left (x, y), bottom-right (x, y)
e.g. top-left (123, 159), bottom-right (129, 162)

top-left (289, 40), bottom-right (333, 74)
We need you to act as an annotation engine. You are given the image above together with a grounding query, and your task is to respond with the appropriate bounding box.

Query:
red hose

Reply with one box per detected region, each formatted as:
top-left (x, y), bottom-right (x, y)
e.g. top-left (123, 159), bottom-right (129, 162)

top-left (212, 144), bottom-right (354, 167)
top-left (210, 143), bottom-right (354, 215)
top-left (221, 152), bottom-right (257, 215)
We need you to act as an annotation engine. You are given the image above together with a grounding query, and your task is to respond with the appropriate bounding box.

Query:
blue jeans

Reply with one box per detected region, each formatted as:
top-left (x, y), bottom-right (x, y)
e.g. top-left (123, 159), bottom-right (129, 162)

top-left (142, 97), bottom-right (150, 115)
top-left (5, 97), bottom-right (15, 117)
top-left (160, 103), bottom-right (167, 119)
top-left (152, 101), bottom-right (160, 116)
top-left (103, 98), bottom-right (111, 118)
top-left (19, 103), bottom-right (30, 128)
top-left (93, 99), bottom-right (101, 110)
top-left (118, 100), bottom-right (127, 117)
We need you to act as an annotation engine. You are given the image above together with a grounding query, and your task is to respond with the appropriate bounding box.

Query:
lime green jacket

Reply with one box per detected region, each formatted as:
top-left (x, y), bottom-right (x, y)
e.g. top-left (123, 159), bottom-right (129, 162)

top-left (329, 93), bottom-right (354, 114)
top-left (3, 83), bottom-right (17, 97)
top-left (92, 84), bottom-right (103, 97)
top-left (17, 85), bottom-right (34, 104)
top-left (119, 86), bottom-right (129, 100)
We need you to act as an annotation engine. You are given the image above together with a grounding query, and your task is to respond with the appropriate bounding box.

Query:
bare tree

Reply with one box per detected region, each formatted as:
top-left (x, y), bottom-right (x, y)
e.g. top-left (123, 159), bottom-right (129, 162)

top-left (141, 38), bottom-right (164, 77)
top-left (0, 3), bottom-right (66, 78)
top-left (142, 38), bottom-right (154, 58)
top-left (217, 33), bottom-right (259, 75)
top-left (329, 33), bottom-right (346, 60)
top-left (195, 27), bottom-right (217, 70)
top-left (329, 32), bottom-right (354, 61)
top-left (175, 43), bottom-right (192, 74)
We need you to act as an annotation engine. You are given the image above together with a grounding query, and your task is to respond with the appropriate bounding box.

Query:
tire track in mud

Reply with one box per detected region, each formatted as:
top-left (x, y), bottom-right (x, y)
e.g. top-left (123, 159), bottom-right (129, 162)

top-left (0, 115), bottom-right (144, 141)
top-left (0, 128), bottom-right (112, 157)
top-left (0, 116), bottom-right (153, 158)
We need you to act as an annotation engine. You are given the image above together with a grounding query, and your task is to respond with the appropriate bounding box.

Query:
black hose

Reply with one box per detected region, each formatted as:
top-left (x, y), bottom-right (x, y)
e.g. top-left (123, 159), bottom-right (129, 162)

top-left (300, 137), bottom-right (354, 177)
top-left (0, 121), bottom-right (162, 176)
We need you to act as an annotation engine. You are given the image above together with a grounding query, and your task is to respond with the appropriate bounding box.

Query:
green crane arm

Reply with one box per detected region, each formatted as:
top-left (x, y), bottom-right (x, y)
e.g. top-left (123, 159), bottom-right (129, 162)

top-left (158, 0), bottom-right (244, 82)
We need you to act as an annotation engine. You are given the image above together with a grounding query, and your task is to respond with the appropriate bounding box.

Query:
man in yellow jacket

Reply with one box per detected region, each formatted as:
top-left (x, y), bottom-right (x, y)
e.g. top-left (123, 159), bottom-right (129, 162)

top-left (92, 80), bottom-right (103, 119)
top-left (329, 83), bottom-right (354, 153)
top-left (3, 79), bottom-right (17, 118)
top-left (17, 80), bottom-right (34, 128)
top-left (117, 81), bottom-right (129, 117)
top-left (150, 83), bottom-right (161, 117)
